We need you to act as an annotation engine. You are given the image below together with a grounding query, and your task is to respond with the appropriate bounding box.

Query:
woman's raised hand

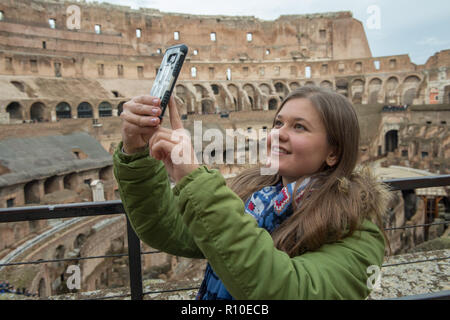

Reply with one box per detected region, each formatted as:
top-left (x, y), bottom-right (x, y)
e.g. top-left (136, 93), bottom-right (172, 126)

top-left (120, 95), bottom-right (162, 154)
top-left (148, 96), bottom-right (200, 183)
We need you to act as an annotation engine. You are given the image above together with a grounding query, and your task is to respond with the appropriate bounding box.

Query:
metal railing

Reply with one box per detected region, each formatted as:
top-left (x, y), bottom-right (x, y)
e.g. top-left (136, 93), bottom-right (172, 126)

top-left (0, 175), bottom-right (449, 300)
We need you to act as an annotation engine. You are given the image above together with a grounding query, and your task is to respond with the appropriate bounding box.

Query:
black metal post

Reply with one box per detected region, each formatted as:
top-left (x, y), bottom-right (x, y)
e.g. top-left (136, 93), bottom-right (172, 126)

top-left (126, 217), bottom-right (143, 300)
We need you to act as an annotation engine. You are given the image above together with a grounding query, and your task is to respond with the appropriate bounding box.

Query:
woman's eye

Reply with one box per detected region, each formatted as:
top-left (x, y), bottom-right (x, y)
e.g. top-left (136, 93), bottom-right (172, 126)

top-left (274, 120), bottom-right (283, 127)
top-left (294, 123), bottom-right (305, 130)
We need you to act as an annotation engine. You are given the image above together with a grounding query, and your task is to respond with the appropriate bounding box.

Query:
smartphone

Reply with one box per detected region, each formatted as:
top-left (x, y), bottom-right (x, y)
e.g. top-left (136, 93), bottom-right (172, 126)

top-left (150, 44), bottom-right (188, 120)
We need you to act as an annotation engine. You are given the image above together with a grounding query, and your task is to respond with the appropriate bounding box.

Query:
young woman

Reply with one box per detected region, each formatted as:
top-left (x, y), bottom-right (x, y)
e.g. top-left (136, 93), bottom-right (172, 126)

top-left (114, 86), bottom-right (391, 299)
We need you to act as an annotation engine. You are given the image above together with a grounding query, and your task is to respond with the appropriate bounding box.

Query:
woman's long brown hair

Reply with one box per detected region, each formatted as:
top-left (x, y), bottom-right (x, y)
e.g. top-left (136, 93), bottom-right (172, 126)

top-left (228, 86), bottom-right (392, 257)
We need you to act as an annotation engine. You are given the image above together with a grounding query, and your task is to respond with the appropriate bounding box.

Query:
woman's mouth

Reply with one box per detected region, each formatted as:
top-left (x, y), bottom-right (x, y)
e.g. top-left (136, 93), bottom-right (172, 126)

top-left (271, 146), bottom-right (290, 155)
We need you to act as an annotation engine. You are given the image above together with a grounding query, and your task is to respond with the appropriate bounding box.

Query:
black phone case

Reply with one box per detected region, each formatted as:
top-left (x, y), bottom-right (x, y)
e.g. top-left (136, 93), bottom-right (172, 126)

top-left (150, 44), bottom-right (188, 120)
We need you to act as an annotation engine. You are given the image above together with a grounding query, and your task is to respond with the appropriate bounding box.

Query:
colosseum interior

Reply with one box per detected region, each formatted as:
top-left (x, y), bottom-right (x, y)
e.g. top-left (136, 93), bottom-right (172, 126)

top-left (0, 0), bottom-right (448, 299)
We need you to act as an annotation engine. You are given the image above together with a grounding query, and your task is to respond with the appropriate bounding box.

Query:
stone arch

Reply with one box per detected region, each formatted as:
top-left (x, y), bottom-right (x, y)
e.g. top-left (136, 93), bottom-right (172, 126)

top-left (385, 77), bottom-right (400, 104)
top-left (268, 98), bottom-right (278, 110)
top-left (289, 82), bottom-right (300, 91)
top-left (320, 80), bottom-right (333, 89)
top-left (209, 83), bottom-right (227, 113)
top-left (274, 81), bottom-right (289, 100)
top-left (351, 79), bottom-right (365, 104)
top-left (259, 83), bottom-right (272, 95)
top-left (99, 166), bottom-right (113, 181)
top-left (64, 173), bottom-right (78, 191)
top-left (201, 99), bottom-right (215, 114)
top-left (194, 84), bottom-right (209, 99)
top-left (24, 180), bottom-right (40, 204)
top-left (175, 84), bottom-right (195, 114)
top-left (74, 233), bottom-right (87, 249)
top-left (304, 81), bottom-right (316, 87)
top-left (6, 101), bottom-right (24, 121)
top-left (211, 84), bottom-right (219, 94)
top-left (335, 79), bottom-right (349, 97)
top-left (77, 102), bottom-right (93, 118)
top-left (402, 75), bottom-right (421, 105)
top-left (44, 176), bottom-right (60, 194)
top-left (227, 83), bottom-right (240, 111)
top-left (98, 101), bottom-right (112, 117)
top-left (368, 78), bottom-right (383, 104)
top-left (243, 83), bottom-right (257, 110)
top-left (38, 278), bottom-right (47, 298)
top-left (385, 130), bottom-right (398, 153)
top-left (55, 102), bottom-right (72, 119)
top-left (209, 83), bottom-right (230, 113)
top-left (30, 102), bottom-right (49, 122)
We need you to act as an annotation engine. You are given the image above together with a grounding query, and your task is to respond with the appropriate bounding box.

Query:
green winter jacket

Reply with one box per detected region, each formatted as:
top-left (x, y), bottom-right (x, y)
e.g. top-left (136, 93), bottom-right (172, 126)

top-left (113, 142), bottom-right (386, 300)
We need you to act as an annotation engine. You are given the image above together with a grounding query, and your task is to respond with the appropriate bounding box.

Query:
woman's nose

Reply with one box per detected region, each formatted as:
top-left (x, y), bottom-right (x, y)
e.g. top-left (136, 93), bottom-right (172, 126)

top-left (277, 125), bottom-right (289, 142)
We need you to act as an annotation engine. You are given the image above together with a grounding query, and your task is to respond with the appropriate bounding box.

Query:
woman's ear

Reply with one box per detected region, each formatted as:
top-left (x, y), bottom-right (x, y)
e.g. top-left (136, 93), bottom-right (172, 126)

top-left (326, 149), bottom-right (338, 167)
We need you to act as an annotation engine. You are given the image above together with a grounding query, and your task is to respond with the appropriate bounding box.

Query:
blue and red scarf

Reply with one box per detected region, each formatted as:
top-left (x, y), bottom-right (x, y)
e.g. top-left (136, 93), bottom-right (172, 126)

top-left (196, 178), bottom-right (311, 300)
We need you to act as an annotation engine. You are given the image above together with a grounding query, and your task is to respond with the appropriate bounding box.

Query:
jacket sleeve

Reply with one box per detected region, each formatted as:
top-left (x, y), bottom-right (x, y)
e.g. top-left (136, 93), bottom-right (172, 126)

top-left (113, 142), bottom-right (204, 259)
top-left (175, 166), bottom-right (386, 300)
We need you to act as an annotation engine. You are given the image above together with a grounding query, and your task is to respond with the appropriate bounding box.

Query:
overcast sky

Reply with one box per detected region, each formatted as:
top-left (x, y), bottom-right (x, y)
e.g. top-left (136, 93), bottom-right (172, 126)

top-left (86, 0), bottom-right (450, 65)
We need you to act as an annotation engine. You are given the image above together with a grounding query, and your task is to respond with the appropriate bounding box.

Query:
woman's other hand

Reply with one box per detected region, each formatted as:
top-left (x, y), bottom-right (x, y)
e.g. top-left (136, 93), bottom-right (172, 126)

top-left (149, 96), bottom-right (200, 183)
top-left (120, 95), bottom-right (162, 154)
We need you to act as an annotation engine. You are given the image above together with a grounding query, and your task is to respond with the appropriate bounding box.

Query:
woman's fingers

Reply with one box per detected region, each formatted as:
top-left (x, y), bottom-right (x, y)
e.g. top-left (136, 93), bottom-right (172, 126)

top-left (120, 109), bottom-right (160, 127)
top-left (123, 122), bottom-right (159, 137)
top-left (149, 127), bottom-right (194, 163)
top-left (132, 95), bottom-right (161, 107)
top-left (150, 139), bottom-right (177, 161)
top-left (149, 127), bottom-right (185, 149)
top-left (121, 96), bottom-right (162, 126)
top-left (168, 95), bottom-right (184, 131)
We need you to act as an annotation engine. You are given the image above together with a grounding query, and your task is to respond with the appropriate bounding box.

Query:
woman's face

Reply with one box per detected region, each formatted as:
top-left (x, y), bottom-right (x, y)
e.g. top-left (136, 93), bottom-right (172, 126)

top-left (268, 98), bottom-right (337, 185)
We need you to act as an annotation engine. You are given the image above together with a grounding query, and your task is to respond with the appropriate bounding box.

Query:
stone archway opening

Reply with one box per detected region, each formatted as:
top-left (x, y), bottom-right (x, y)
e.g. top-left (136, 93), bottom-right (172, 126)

top-left (44, 176), bottom-right (60, 194)
top-left (77, 102), bottom-right (93, 118)
top-left (385, 130), bottom-right (398, 153)
top-left (98, 101), bottom-right (113, 117)
top-left (201, 100), bottom-right (215, 114)
top-left (175, 85), bottom-right (194, 114)
top-left (74, 233), bottom-right (87, 249)
top-left (56, 102), bottom-right (72, 119)
top-left (227, 84), bottom-right (240, 111)
top-left (336, 79), bottom-right (349, 97)
top-left (243, 84), bottom-right (257, 110)
top-left (268, 98), bottom-right (278, 110)
top-left (64, 173), bottom-right (78, 191)
top-left (320, 80), bottom-right (332, 89)
top-left (6, 102), bottom-right (24, 121)
top-left (24, 180), bottom-right (40, 204)
top-left (99, 166), bottom-right (113, 181)
top-left (402, 75), bottom-right (421, 105)
top-left (274, 82), bottom-right (288, 100)
top-left (30, 102), bottom-right (48, 122)
top-left (38, 278), bottom-right (47, 298)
